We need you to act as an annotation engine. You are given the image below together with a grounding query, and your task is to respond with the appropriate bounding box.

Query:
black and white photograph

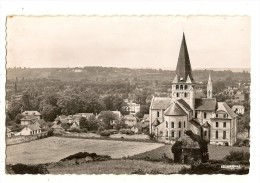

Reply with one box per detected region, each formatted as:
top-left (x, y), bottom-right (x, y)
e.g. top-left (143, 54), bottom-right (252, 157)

top-left (4, 15), bottom-right (251, 175)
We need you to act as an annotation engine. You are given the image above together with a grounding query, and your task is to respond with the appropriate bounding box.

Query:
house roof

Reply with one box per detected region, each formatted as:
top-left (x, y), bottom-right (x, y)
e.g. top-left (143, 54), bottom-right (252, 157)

top-left (22, 111), bottom-right (41, 116)
top-left (177, 99), bottom-right (192, 111)
top-left (232, 105), bottom-right (245, 110)
top-left (35, 119), bottom-right (46, 126)
top-left (76, 113), bottom-right (94, 118)
top-left (195, 98), bottom-right (217, 111)
top-left (150, 97), bottom-right (173, 110)
top-left (124, 115), bottom-right (137, 121)
top-left (164, 102), bottom-right (187, 116)
top-left (217, 102), bottom-right (237, 118)
top-left (152, 118), bottom-right (161, 127)
top-left (137, 121), bottom-right (149, 128)
top-left (59, 115), bottom-right (68, 120)
top-left (52, 124), bottom-right (63, 129)
top-left (202, 121), bottom-right (211, 128)
top-left (60, 119), bottom-right (70, 124)
top-left (28, 124), bottom-right (41, 131)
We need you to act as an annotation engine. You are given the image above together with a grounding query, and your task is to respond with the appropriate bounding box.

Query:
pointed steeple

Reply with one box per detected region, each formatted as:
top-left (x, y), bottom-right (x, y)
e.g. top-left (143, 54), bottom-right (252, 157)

top-left (175, 33), bottom-right (194, 83)
top-left (207, 74), bottom-right (213, 98)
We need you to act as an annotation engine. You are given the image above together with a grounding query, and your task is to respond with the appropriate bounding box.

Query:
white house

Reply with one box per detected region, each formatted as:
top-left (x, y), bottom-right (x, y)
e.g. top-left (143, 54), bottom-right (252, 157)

top-left (20, 124), bottom-right (42, 136)
top-left (232, 105), bottom-right (245, 115)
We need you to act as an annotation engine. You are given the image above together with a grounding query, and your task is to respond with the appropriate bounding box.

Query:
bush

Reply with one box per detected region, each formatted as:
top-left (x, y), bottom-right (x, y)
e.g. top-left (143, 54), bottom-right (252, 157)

top-left (120, 129), bottom-right (134, 135)
top-left (47, 129), bottom-right (54, 137)
top-left (106, 129), bottom-right (118, 134)
top-left (224, 151), bottom-right (250, 162)
top-left (234, 138), bottom-right (250, 147)
top-left (99, 130), bottom-right (111, 137)
top-left (7, 164), bottom-right (49, 174)
top-left (149, 133), bottom-right (156, 140)
top-left (79, 128), bottom-right (88, 133)
top-left (69, 127), bottom-right (80, 133)
top-left (97, 126), bottom-right (105, 134)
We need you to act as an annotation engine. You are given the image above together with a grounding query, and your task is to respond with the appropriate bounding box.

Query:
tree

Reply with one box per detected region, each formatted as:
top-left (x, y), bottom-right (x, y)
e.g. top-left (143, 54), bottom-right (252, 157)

top-left (14, 113), bottom-right (24, 124)
top-left (98, 111), bottom-right (117, 129)
top-left (79, 117), bottom-right (89, 129)
top-left (136, 104), bottom-right (149, 119)
top-left (41, 104), bottom-right (58, 122)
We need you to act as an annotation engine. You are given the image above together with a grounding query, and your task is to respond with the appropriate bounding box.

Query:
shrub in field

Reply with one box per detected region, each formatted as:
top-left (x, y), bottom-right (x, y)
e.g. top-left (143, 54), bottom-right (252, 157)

top-left (100, 130), bottom-right (111, 137)
top-left (47, 129), bottom-right (54, 137)
top-left (69, 127), bottom-right (80, 133)
top-left (234, 138), bottom-right (250, 147)
top-left (224, 151), bottom-right (250, 162)
top-left (79, 128), bottom-right (88, 133)
top-left (97, 126), bottom-right (105, 133)
top-left (149, 133), bottom-right (156, 140)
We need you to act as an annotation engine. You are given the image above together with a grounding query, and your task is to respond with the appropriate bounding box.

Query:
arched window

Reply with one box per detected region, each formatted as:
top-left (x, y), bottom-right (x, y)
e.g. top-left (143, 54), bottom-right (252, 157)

top-left (216, 130), bottom-right (218, 139)
top-left (204, 131), bottom-right (207, 136)
top-left (179, 131), bottom-right (181, 137)
top-left (216, 113), bottom-right (218, 118)
top-left (177, 93), bottom-right (179, 97)
top-left (184, 85), bottom-right (188, 90)
top-left (184, 93), bottom-right (187, 97)
top-left (157, 111), bottom-right (160, 117)
top-left (184, 121), bottom-right (186, 128)
top-left (204, 112), bottom-right (207, 119)
top-left (195, 111), bottom-right (198, 118)
top-left (223, 131), bottom-right (226, 139)
top-left (165, 131), bottom-right (168, 137)
top-left (176, 85), bottom-right (179, 90)
top-left (180, 85), bottom-right (183, 90)
top-left (216, 122), bottom-right (219, 127)
top-left (171, 131), bottom-right (175, 137)
top-left (166, 121), bottom-right (168, 128)
top-left (179, 121), bottom-right (181, 128)
top-left (171, 122), bottom-right (174, 128)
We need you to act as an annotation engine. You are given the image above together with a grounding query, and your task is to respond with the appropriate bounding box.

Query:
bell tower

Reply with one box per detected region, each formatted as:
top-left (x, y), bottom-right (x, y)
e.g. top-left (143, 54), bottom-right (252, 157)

top-left (172, 33), bottom-right (196, 110)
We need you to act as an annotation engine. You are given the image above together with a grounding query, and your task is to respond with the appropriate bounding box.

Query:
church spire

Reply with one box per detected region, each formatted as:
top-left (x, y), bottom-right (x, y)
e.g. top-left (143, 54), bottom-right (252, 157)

top-left (207, 74), bottom-right (213, 98)
top-left (175, 33), bottom-right (194, 83)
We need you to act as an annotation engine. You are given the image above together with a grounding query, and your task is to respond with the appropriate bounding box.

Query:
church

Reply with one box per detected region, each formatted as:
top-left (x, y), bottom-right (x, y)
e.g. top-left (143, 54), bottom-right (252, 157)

top-left (149, 33), bottom-right (238, 146)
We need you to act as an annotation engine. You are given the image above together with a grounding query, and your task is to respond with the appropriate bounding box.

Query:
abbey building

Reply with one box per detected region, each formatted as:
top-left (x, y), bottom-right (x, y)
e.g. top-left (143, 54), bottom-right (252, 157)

top-left (149, 33), bottom-right (237, 146)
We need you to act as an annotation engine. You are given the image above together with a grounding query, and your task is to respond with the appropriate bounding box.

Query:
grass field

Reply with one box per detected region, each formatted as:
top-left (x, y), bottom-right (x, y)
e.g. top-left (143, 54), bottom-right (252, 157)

top-left (130, 144), bottom-right (250, 160)
top-left (6, 137), bottom-right (164, 164)
top-left (47, 159), bottom-right (189, 174)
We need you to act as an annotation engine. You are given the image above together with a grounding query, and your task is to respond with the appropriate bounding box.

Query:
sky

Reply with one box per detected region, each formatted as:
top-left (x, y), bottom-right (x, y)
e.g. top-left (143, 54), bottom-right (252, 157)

top-left (6, 16), bottom-right (250, 69)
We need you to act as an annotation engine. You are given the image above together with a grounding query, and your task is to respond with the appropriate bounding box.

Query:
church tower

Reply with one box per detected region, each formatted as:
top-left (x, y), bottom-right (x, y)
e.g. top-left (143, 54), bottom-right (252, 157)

top-left (172, 33), bottom-right (196, 110)
top-left (207, 74), bottom-right (213, 98)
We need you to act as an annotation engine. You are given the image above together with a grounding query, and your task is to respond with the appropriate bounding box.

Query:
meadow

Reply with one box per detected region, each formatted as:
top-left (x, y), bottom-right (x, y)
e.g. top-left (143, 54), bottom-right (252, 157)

top-left (6, 137), bottom-right (164, 164)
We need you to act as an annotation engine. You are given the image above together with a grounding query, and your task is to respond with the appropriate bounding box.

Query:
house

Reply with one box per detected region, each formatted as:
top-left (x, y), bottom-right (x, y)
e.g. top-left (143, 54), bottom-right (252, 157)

top-left (35, 119), bottom-right (48, 129)
top-left (124, 114), bottom-right (138, 127)
top-left (20, 124), bottom-right (42, 136)
top-left (20, 115), bottom-right (38, 126)
top-left (126, 102), bottom-right (140, 115)
top-left (232, 105), bottom-right (245, 115)
top-left (131, 120), bottom-right (149, 134)
top-left (149, 33), bottom-right (237, 146)
top-left (75, 113), bottom-right (95, 119)
top-left (22, 111), bottom-right (41, 119)
top-left (51, 124), bottom-right (64, 132)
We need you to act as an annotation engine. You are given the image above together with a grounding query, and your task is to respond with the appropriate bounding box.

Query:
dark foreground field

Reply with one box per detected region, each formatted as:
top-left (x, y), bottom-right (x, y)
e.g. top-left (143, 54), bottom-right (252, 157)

top-left (6, 137), bottom-right (250, 174)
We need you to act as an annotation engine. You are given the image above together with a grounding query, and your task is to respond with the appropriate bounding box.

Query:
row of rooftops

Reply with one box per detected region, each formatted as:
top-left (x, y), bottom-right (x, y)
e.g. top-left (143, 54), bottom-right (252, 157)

top-left (150, 97), bottom-right (237, 119)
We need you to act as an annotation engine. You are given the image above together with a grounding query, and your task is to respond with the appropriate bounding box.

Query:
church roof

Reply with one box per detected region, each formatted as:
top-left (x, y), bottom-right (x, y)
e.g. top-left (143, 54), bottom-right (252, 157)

top-left (164, 102), bottom-right (187, 116)
top-left (195, 98), bottom-right (217, 111)
top-left (174, 33), bottom-right (194, 83)
top-left (150, 97), bottom-right (173, 110)
top-left (189, 118), bottom-right (201, 128)
top-left (176, 99), bottom-right (193, 111)
top-left (217, 102), bottom-right (237, 118)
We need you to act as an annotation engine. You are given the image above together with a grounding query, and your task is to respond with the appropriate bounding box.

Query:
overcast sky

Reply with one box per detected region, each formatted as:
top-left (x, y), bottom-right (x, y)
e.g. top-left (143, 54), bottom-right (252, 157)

top-left (6, 16), bottom-right (250, 69)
